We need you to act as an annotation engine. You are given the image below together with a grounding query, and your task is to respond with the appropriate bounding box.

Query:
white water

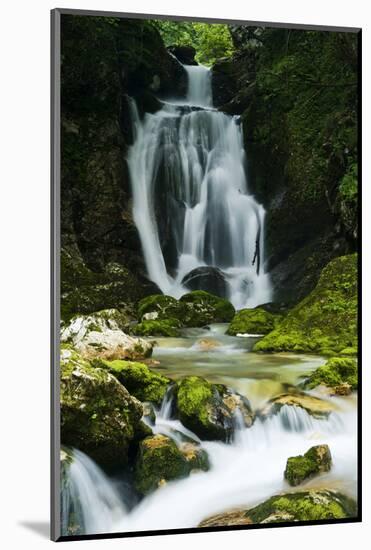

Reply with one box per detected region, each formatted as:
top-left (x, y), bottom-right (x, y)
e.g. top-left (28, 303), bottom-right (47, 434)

top-left (62, 397), bottom-right (357, 534)
top-left (127, 65), bottom-right (272, 308)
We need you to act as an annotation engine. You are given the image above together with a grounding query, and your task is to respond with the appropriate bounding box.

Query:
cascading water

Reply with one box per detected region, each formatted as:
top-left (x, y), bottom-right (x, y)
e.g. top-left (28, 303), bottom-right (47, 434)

top-left (127, 64), bottom-right (272, 308)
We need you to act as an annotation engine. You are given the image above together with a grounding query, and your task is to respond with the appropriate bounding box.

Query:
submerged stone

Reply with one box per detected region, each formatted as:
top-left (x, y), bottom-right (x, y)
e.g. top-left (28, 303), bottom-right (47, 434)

top-left (284, 444), bottom-right (332, 486)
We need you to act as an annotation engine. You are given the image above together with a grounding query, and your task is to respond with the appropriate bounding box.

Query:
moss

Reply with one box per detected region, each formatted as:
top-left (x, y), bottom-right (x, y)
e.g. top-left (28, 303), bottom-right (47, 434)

top-left (92, 358), bottom-right (170, 406)
top-left (175, 376), bottom-right (233, 441)
top-left (137, 294), bottom-right (182, 321)
top-left (247, 490), bottom-right (357, 523)
top-left (284, 445), bottom-right (332, 486)
top-left (180, 290), bottom-right (235, 324)
top-left (227, 307), bottom-right (280, 335)
top-left (304, 357), bottom-right (358, 391)
top-left (254, 255), bottom-right (357, 354)
top-left (60, 348), bottom-right (143, 470)
top-left (132, 318), bottom-right (181, 337)
top-left (134, 434), bottom-right (190, 495)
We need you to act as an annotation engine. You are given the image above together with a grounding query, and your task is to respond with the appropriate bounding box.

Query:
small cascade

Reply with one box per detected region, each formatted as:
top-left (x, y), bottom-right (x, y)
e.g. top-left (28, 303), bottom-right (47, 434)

top-left (159, 384), bottom-right (176, 420)
top-left (127, 63), bottom-right (272, 309)
top-left (61, 448), bottom-right (127, 536)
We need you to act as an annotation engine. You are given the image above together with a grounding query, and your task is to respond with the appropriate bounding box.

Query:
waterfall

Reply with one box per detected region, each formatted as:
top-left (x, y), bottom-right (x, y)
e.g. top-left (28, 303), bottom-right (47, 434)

top-left (61, 448), bottom-right (127, 536)
top-left (127, 64), bottom-right (272, 309)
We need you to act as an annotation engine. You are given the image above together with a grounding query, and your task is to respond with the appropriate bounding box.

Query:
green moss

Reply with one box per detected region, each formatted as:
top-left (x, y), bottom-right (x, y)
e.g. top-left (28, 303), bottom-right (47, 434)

top-left (132, 318), bottom-right (181, 337)
top-left (137, 294), bottom-right (182, 320)
top-left (134, 434), bottom-right (190, 494)
top-left (304, 357), bottom-right (358, 391)
top-left (92, 358), bottom-right (170, 406)
top-left (284, 445), bottom-right (332, 486)
top-left (247, 490), bottom-right (357, 523)
top-left (254, 254), bottom-right (357, 354)
top-left (227, 307), bottom-right (280, 335)
top-left (180, 290), bottom-right (235, 325)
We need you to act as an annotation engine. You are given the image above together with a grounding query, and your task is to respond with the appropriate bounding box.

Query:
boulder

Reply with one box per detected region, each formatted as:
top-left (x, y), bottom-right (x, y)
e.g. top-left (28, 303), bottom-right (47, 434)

top-left (199, 490), bottom-right (357, 526)
top-left (175, 376), bottom-right (254, 441)
top-left (303, 357), bottom-right (358, 393)
top-left (284, 445), bottom-right (332, 486)
top-left (137, 291), bottom-right (235, 328)
top-left (131, 318), bottom-right (182, 337)
top-left (181, 267), bottom-right (228, 298)
top-left (60, 347), bottom-right (143, 470)
top-left (227, 307), bottom-right (280, 336)
top-left (168, 45), bottom-right (198, 65)
top-left (254, 255), bottom-right (358, 354)
top-left (60, 310), bottom-right (153, 361)
top-left (259, 392), bottom-right (335, 420)
top-left (134, 434), bottom-right (209, 495)
top-left (92, 359), bottom-right (170, 407)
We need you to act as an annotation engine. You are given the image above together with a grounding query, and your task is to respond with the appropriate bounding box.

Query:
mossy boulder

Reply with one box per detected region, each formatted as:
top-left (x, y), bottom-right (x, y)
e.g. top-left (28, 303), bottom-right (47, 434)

top-left (254, 255), bottom-right (357, 354)
top-left (199, 490), bottom-right (357, 526)
top-left (134, 434), bottom-right (209, 495)
top-left (303, 357), bottom-right (358, 393)
top-left (137, 291), bottom-right (235, 328)
top-left (61, 310), bottom-right (153, 361)
top-left (227, 307), bottom-right (279, 336)
top-left (60, 347), bottom-right (143, 470)
top-left (93, 359), bottom-right (170, 407)
top-left (259, 392), bottom-right (335, 420)
top-left (284, 445), bottom-right (332, 486)
top-left (131, 318), bottom-right (181, 337)
top-left (175, 376), bottom-right (253, 441)
top-left (179, 290), bottom-right (235, 326)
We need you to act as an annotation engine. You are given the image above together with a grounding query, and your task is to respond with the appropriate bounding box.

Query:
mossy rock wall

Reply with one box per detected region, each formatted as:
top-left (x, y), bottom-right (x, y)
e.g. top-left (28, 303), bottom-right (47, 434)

top-left (254, 254), bottom-right (358, 354)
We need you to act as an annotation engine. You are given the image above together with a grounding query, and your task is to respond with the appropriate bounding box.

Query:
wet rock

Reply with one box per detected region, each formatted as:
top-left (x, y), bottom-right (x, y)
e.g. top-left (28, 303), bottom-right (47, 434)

top-left (61, 310), bottom-right (153, 361)
top-left (175, 376), bottom-right (254, 441)
top-left (227, 307), bottom-right (280, 336)
top-left (199, 490), bottom-right (357, 526)
top-left (259, 392), bottom-right (335, 420)
top-left (60, 347), bottom-right (143, 470)
top-left (168, 45), bottom-right (198, 65)
top-left (92, 358), bottom-right (170, 407)
top-left (181, 266), bottom-right (228, 298)
top-left (284, 445), bottom-right (332, 486)
top-left (194, 338), bottom-right (222, 351)
top-left (134, 434), bottom-right (209, 495)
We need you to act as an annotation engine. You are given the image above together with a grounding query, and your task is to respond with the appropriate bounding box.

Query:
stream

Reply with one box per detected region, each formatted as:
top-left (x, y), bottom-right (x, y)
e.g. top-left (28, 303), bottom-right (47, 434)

top-left (61, 326), bottom-right (357, 535)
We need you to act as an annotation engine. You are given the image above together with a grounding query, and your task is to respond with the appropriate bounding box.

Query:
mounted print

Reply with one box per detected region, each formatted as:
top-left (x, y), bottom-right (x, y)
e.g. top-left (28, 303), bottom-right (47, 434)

top-left (51, 8), bottom-right (361, 541)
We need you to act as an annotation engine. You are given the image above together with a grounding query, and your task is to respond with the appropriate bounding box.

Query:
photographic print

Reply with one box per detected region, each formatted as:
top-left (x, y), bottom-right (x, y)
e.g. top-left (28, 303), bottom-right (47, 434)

top-left (52, 9), bottom-right (361, 540)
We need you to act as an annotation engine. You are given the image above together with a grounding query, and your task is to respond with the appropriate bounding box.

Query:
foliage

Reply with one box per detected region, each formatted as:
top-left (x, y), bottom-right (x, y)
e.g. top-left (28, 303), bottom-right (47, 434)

top-left (153, 20), bottom-right (234, 65)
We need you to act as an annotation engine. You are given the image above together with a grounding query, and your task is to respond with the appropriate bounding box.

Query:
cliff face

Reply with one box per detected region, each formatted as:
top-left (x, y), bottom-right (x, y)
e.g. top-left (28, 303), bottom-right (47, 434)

top-left (60, 16), bottom-right (187, 318)
top-left (212, 27), bottom-right (358, 304)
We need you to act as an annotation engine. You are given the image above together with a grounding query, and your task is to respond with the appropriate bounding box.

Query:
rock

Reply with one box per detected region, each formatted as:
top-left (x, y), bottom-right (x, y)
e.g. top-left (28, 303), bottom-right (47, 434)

top-left (181, 267), bottom-right (228, 298)
top-left (179, 290), bottom-right (235, 326)
top-left (142, 402), bottom-right (156, 425)
top-left (254, 255), bottom-right (358, 354)
top-left (175, 376), bottom-right (254, 441)
top-left (60, 347), bottom-right (143, 470)
top-left (93, 359), bottom-right (170, 407)
top-left (61, 310), bottom-right (153, 361)
top-left (227, 307), bottom-right (280, 336)
top-left (178, 442), bottom-right (210, 472)
top-left (131, 318), bottom-right (182, 337)
top-left (259, 392), bottom-right (335, 420)
top-left (194, 338), bottom-right (222, 351)
top-left (168, 45), bottom-right (198, 65)
top-left (284, 445), bottom-right (332, 486)
top-left (134, 434), bottom-right (209, 495)
top-left (303, 357), bottom-right (358, 393)
top-left (199, 490), bottom-right (357, 526)
top-left (137, 291), bottom-right (235, 328)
